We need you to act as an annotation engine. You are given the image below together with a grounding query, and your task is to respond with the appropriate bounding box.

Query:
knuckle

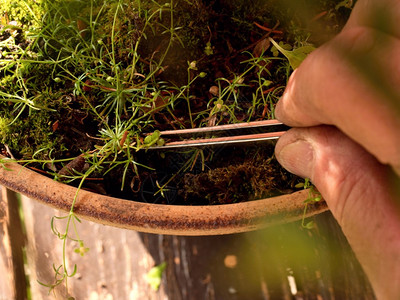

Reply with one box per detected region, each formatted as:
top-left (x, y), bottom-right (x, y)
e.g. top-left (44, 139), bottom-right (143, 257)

top-left (338, 26), bottom-right (388, 55)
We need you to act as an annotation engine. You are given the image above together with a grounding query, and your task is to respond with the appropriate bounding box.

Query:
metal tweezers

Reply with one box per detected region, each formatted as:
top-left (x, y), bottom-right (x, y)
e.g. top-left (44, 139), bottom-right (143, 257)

top-left (148, 119), bottom-right (289, 150)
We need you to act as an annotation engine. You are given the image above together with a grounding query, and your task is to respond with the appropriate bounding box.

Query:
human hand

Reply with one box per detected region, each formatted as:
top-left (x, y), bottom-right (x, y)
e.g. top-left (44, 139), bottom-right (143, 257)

top-left (274, 1), bottom-right (400, 299)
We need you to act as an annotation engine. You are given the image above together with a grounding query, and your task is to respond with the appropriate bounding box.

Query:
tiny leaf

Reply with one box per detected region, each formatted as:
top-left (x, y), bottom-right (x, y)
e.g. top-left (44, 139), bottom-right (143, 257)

top-left (204, 42), bottom-right (213, 56)
top-left (269, 38), bottom-right (315, 69)
top-left (303, 221), bottom-right (315, 229)
top-left (144, 130), bottom-right (161, 146)
top-left (146, 262), bottom-right (167, 291)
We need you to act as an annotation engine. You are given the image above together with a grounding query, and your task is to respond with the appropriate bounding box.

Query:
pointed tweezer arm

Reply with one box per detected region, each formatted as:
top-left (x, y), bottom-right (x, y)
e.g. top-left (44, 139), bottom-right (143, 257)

top-left (149, 119), bottom-right (289, 150)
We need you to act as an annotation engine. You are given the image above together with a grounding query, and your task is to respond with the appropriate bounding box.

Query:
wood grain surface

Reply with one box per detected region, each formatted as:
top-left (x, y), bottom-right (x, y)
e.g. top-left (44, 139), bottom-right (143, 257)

top-left (1, 189), bottom-right (376, 299)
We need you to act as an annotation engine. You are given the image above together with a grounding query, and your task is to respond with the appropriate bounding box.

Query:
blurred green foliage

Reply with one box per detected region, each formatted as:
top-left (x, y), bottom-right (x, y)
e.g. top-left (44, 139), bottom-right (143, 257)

top-left (0, 0), bottom-right (45, 28)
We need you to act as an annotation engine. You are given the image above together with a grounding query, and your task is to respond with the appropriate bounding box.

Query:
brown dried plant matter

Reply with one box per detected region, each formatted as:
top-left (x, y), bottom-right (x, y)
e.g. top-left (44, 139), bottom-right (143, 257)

top-left (179, 148), bottom-right (294, 204)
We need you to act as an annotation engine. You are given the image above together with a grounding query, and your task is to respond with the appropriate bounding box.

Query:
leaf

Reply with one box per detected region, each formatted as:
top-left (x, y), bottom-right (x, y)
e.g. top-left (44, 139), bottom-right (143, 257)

top-left (335, 0), bottom-right (354, 10)
top-left (204, 42), bottom-right (213, 56)
top-left (144, 130), bottom-right (161, 146)
top-left (1, 13), bottom-right (9, 26)
top-left (58, 155), bottom-right (86, 177)
top-left (271, 41), bottom-right (292, 57)
top-left (269, 38), bottom-right (315, 69)
top-left (146, 262), bottom-right (167, 291)
top-left (303, 221), bottom-right (315, 229)
top-left (74, 241), bottom-right (89, 257)
top-left (253, 38), bottom-right (270, 58)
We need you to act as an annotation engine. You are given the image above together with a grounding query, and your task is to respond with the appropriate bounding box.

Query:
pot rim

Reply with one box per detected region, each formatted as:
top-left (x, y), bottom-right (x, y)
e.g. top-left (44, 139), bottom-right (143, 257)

top-left (0, 158), bottom-right (328, 235)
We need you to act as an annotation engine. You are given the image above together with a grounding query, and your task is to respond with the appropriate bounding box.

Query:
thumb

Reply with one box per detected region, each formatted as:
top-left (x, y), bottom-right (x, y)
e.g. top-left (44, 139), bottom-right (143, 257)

top-left (275, 126), bottom-right (400, 300)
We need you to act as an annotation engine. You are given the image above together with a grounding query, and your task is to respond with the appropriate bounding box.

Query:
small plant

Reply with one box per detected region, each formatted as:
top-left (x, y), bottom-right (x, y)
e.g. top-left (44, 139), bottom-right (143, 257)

top-left (146, 262), bottom-right (167, 291)
top-left (269, 38), bottom-right (315, 70)
top-left (296, 178), bottom-right (322, 229)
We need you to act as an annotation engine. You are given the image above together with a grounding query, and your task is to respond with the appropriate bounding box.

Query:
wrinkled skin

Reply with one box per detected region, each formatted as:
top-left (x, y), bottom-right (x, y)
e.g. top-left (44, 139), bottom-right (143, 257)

top-left (274, 1), bottom-right (400, 299)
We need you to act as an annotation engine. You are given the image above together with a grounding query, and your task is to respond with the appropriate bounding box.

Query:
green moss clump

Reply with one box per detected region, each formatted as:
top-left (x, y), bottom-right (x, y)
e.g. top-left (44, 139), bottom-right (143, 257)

top-left (0, 110), bottom-right (63, 160)
top-left (0, 116), bottom-right (11, 143)
top-left (0, 87), bottom-right (70, 160)
top-left (0, 0), bottom-right (45, 29)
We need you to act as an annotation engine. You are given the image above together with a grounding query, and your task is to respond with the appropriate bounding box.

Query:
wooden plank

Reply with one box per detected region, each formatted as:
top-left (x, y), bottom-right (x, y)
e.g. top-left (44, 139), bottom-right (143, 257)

top-left (141, 214), bottom-right (376, 300)
top-left (20, 194), bottom-right (167, 299)
top-left (19, 193), bottom-right (376, 299)
top-left (0, 187), bottom-right (14, 299)
top-left (0, 188), bottom-right (27, 300)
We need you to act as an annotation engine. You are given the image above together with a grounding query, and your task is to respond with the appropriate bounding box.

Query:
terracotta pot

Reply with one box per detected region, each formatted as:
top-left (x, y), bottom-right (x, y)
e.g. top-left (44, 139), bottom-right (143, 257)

top-left (0, 158), bottom-right (328, 235)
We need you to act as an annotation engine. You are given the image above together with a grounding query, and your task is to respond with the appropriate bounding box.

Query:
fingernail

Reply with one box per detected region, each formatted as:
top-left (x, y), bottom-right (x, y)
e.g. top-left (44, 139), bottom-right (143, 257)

top-left (276, 140), bottom-right (314, 178)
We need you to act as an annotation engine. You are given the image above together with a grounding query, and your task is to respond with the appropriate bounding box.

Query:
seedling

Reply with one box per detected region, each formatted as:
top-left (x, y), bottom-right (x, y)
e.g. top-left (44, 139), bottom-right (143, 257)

top-left (143, 130), bottom-right (165, 148)
top-left (269, 38), bottom-right (315, 69)
top-left (146, 262), bottom-right (167, 291)
top-left (296, 178), bottom-right (322, 229)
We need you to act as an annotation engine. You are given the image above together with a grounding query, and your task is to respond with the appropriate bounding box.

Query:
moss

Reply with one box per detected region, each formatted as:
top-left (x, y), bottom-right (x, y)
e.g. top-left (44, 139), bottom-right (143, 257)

top-left (0, 0), bottom-right (45, 29)
top-left (0, 87), bottom-right (71, 160)
top-left (0, 75), bottom-right (15, 91)
top-left (0, 110), bottom-right (61, 160)
top-left (178, 148), bottom-right (298, 204)
top-left (0, 116), bottom-right (11, 143)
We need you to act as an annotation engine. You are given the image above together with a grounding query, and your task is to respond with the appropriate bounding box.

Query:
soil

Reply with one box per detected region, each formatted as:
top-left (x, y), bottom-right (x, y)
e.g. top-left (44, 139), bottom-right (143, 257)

top-left (0, 0), bottom-right (351, 205)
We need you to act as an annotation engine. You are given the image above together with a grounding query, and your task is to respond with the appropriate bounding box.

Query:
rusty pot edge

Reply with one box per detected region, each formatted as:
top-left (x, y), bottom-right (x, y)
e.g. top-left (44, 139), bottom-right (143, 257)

top-left (0, 158), bottom-right (328, 235)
